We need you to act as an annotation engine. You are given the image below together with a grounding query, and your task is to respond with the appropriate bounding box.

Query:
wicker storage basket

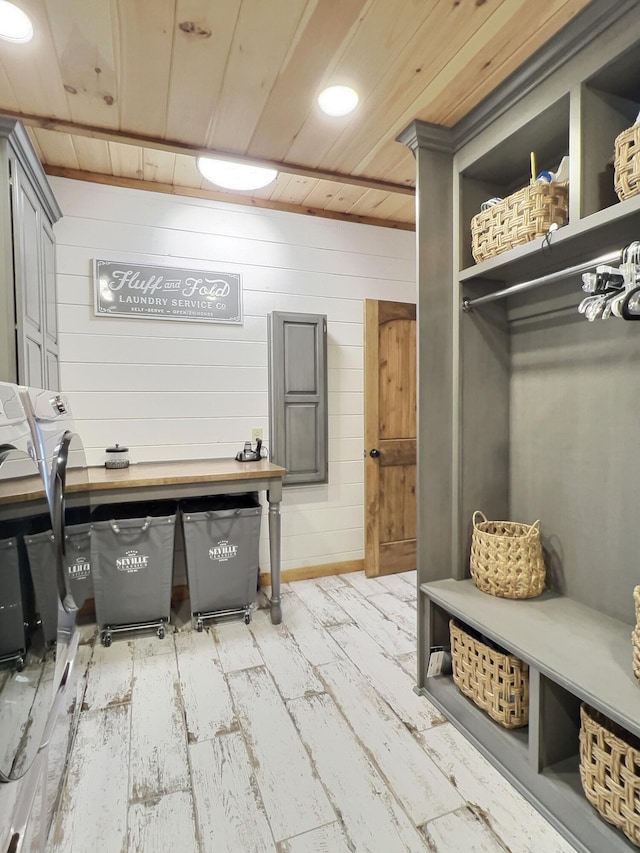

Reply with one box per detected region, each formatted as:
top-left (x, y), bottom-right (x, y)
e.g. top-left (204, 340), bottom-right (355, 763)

top-left (614, 124), bottom-right (640, 201)
top-left (450, 619), bottom-right (529, 728)
top-left (633, 586), bottom-right (640, 681)
top-left (470, 510), bottom-right (546, 600)
top-left (471, 181), bottom-right (568, 263)
top-left (579, 704), bottom-right (640, 847)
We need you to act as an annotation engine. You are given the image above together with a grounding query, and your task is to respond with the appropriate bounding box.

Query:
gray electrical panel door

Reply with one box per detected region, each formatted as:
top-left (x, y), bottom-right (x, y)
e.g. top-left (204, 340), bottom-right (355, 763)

top-left (268, 312), bottom-right (328, 486)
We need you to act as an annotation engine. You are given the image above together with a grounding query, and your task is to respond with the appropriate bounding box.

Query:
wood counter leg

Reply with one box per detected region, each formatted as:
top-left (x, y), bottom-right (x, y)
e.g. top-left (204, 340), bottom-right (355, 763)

top-left (268, 494), bottom-right (282, 625)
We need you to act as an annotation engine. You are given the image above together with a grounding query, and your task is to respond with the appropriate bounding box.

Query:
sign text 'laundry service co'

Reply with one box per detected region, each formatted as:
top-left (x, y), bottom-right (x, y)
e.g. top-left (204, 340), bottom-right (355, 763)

top-left (93, 259), bottom-right (243, 324)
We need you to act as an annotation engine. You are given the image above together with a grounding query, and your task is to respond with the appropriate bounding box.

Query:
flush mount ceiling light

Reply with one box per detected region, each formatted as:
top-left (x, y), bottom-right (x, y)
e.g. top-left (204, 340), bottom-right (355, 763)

top-left (317, 85), bottom-right (359, 117)
top-left (0, 1), bottom-right (33, 42)
top-left (197, 157), bottom-right (278, 191)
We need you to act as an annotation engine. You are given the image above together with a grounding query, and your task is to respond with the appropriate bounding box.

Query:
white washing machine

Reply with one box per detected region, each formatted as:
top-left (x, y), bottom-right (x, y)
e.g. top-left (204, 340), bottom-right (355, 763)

top-left (0, 383), bottom-right (88, 853)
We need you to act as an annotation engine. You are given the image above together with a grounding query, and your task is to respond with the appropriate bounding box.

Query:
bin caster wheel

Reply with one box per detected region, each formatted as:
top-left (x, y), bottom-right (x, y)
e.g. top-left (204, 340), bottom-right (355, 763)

top-left (102, 633), bottom-right (112, 648)
top-left (244, 613), bottom-right (251, 625)
top-left (15, 657), bottom-right (24, 672)
top-left (195, 619), bottom-right (204, 633)
top-left (157, 626), bottom-right (166, 640)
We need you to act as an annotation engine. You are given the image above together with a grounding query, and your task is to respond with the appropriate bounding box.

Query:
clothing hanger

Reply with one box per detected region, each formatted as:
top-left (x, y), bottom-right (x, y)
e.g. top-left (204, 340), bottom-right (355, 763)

top-left (578, 242), bottom-right (640, 321)
top-left (621, 285), bottom-right (640, 320)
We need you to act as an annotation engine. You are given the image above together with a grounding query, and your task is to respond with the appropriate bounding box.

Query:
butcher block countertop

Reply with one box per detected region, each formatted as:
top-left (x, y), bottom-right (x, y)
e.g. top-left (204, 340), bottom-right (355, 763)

top-left (83, 458), bottom-right (286, 492)
top-left (0, 459), bottom-right (286, 504)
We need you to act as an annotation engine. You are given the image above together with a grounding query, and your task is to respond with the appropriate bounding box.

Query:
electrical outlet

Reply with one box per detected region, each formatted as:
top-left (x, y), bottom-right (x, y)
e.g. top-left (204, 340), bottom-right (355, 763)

top-left (252, 428), bottom-right (263, 442)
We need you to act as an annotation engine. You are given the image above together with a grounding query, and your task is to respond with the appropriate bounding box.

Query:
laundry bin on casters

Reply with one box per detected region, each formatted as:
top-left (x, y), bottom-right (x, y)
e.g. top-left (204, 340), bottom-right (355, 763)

top-left (90, 500), bottom-right (177, 646)
top-left (62, 515), bottom-right (92, 610)
top-left (23, 513), bottom-right (61, 648)
top-left (180, 493), bottom-right (261, 629)
top-left (0, 533), bottom-right (27, 670)
top-left (26, 506), bottom-right (94, 619)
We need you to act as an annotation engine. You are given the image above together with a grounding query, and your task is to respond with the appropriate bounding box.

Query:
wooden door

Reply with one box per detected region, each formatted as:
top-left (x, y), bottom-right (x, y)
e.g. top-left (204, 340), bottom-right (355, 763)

top-left (364, 300), bottom-right (416, 577)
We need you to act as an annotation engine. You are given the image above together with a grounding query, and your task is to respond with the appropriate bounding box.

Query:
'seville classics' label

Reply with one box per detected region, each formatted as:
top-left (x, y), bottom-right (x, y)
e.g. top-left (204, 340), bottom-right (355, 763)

top-left (209, 540), bottom-right (238, 562)
top-left (116, 550), bottom-right (149, 573)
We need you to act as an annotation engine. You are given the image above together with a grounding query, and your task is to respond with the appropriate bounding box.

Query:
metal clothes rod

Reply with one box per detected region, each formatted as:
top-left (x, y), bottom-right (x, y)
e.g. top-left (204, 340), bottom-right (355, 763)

top-left (461, 250), bottom-right (622, 312)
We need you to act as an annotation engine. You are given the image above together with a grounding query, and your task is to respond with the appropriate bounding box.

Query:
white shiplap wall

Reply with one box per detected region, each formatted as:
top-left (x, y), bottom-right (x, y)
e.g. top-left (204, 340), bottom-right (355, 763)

top-left (51, 178), bottom-right (416, 573)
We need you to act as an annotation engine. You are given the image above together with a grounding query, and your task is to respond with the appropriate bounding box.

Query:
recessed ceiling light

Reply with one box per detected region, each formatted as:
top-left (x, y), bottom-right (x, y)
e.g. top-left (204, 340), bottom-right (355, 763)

top-left (0, 2), bottom-right (33, 43)
top-left (197, 157), bottom-right (278, 191)
top-left (317, 85), bottom-right (359, 117)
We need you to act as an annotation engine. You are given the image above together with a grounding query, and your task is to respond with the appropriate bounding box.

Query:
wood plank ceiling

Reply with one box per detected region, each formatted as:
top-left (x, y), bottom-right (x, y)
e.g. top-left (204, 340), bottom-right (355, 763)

top-left (0, 0), bottom-right (593, 228)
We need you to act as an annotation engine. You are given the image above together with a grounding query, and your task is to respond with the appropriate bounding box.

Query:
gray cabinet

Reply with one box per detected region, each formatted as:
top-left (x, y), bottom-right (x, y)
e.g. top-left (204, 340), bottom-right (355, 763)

top-left (401, 4), bottom-right (640, 852)
top-left (0, 118), bottom-right (61, 389)
top-left (268, 312), bottom-right (328, 486)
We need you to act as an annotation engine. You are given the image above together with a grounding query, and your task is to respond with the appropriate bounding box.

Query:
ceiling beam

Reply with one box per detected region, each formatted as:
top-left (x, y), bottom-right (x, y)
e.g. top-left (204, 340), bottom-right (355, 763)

top-left (5, 109), bottom-right (415, 196)
top-left (44, 166), bottom-right (415, 231)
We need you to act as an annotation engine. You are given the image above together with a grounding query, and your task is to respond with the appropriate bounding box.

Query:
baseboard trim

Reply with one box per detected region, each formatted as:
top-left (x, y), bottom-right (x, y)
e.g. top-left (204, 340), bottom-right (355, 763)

top-left (260, 558), bottom-right (364, 587)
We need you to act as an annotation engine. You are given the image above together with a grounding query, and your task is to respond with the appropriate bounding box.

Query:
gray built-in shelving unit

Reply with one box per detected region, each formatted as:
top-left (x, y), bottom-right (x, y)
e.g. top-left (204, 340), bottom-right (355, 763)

top-left (399, 2), bottom-right (640, 851)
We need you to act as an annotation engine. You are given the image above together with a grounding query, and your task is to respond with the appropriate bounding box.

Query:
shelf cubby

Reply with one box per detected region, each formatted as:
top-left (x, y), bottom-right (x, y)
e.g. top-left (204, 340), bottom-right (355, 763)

top-left (459, 96), bottom-right (570, 271)
top-left (533, 673), bottom-right (581, 774)
top-left (581, 40), bottom-right (640, 217)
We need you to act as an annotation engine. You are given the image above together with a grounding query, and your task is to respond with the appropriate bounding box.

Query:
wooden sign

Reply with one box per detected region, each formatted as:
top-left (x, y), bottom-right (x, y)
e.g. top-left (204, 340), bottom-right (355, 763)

top-left (94, 260), bottom-right (243, 324)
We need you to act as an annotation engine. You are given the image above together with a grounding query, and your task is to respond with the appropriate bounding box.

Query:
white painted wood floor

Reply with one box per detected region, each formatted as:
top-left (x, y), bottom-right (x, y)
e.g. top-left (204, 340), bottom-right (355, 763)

top-left (46, 571), bottom-right (576, 853)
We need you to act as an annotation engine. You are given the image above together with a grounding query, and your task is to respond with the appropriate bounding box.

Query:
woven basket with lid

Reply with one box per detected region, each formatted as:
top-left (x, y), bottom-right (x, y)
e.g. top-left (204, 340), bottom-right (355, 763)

top-left (470, 510), bottom-right (545, 599)
top-left (579, 704), bottom-right (640, 847)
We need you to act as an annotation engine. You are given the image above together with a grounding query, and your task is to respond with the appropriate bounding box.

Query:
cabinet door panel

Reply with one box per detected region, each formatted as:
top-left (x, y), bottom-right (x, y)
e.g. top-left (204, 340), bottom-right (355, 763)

top-left (11, 157), bottom-right (60, 389)
top-left (2, 126), bottom-right (61, 388)
top-left (42, 219), bottom-right (57, 347)
top-left (46, 348), bottom-right (59, 392)
top-left (25, 335), bottom-right (43, 388)
top-left (16, 174), bottom-right (42, 331)
top-left (12, 160), bottom-right (44, 386)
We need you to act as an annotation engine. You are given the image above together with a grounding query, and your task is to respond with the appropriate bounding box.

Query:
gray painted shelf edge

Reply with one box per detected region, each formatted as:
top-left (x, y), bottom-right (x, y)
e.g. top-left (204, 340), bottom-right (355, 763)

top-left (421, 578), bottom-right (639, 738)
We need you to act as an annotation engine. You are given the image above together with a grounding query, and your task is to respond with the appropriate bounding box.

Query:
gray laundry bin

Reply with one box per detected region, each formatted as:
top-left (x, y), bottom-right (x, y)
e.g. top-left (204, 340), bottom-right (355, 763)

top-left (0, 536), bottom-right (26, 667)
top-left (23, 528), bottom-right (60, 648)
top-left (91, 501), bottom-right (177, 646)
top-left (180, 494), bottom-right (261, 629)
top-left (63, 523), bottom-right (92, 609)
top-left (25, 521), bottom-right (93, 620)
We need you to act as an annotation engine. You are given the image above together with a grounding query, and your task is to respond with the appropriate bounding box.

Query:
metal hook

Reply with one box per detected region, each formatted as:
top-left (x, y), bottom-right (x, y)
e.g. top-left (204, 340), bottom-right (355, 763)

top-left (541, 222), bottom-right (559, 255)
